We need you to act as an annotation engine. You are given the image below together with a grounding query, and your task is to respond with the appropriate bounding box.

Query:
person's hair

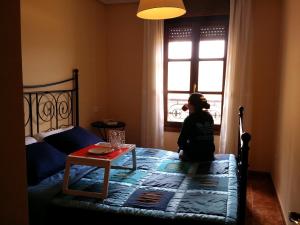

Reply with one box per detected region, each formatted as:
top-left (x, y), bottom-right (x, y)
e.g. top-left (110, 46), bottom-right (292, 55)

top-left (188, 93), bottom-right (210, 112)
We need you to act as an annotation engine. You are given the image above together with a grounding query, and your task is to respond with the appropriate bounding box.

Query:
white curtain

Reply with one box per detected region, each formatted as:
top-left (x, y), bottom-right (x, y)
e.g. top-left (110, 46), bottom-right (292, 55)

top-left (140, 20), bottom-right (164, 148)
top-left (219, 0), bottom-right (252, 154)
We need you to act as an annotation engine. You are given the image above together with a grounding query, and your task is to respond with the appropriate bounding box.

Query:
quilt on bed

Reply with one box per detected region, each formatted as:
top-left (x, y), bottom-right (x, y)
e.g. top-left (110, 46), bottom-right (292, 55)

top-left (28, 148), bottom-right (238, 225)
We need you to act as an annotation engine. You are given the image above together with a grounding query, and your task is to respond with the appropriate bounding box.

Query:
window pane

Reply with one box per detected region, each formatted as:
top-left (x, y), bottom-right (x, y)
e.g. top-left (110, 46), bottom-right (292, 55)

top-left (204, 94), bottom-right (222, 125)
top-left (167, 93), bottom-right (189, 122)
top-left (168, 41), bottom-right (192, 59)
top-left (168, 61), bottom-right (190, 91)
top-left (198, 61), bottom-right (224, 92)
top-left (199, 40), bottom-right (225, 59)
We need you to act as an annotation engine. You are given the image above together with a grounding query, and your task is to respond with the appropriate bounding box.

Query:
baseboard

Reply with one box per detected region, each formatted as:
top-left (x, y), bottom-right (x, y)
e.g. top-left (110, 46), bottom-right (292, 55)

top-left (269, 175), bottom-right (288, 225)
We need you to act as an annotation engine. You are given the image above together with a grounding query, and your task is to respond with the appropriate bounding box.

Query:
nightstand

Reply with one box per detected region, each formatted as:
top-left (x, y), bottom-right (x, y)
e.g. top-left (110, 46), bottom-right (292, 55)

top-left (91, 121), bottom-right (126, 141)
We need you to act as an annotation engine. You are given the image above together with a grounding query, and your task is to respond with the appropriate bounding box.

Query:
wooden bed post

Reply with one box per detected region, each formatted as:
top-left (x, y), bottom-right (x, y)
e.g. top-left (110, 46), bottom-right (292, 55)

top-left (73, 69), bottom-right (79, 127)
top-left (238, 106), bottom-right (251, 224)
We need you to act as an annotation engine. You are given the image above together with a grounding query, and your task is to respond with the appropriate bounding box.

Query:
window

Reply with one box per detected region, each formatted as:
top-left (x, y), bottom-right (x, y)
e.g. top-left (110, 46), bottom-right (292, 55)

top-left (164, 16), bottom-right (229, 133)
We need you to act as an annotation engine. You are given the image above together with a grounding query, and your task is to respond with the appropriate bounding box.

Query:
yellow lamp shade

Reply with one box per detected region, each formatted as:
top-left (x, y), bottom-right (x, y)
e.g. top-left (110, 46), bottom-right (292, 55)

top-left (137, 0), bottom-right (186, 20)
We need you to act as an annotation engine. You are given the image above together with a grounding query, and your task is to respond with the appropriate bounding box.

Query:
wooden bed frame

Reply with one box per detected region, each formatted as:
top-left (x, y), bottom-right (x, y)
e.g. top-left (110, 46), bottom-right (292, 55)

top-left (23, 69), bottom-right (251, 225)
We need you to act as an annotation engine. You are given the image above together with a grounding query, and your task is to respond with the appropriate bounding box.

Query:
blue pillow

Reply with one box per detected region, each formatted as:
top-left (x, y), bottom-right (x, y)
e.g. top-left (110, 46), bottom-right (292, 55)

top-left (44, 126), bottom-right (103, 154)
top-left (26, 142), bottom-right (66, 186)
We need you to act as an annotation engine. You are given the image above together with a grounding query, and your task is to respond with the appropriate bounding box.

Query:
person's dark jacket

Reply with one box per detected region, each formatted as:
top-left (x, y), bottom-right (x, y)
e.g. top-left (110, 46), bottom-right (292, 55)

top-left (177, 111), bottom-right (215, 161)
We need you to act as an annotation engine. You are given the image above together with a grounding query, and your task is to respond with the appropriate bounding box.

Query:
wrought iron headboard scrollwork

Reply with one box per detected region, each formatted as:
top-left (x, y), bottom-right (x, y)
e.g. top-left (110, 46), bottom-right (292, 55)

top-left (23, 69), bottom-right (79, 136)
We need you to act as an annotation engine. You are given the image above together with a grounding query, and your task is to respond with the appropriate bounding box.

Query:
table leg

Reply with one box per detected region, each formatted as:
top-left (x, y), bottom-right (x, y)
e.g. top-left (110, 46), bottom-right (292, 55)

top-left (132, 148), bottom-right (136, 170)
top-left (63, 159), bottom-right (71, 193)
top-left (102, 163), bottom-right (111, 198)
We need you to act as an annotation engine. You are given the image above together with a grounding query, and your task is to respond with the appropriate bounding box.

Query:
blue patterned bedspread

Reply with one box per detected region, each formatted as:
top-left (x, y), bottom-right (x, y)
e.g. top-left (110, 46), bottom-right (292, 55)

top-left (28, 148), bottom-right (238, 225)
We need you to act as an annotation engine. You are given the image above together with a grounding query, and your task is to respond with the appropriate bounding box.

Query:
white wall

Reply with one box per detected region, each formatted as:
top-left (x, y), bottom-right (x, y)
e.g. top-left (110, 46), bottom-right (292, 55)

top-left (272, 0), bottom-right (300, 223)
top-left (21, 0), bottom-right (108, 128)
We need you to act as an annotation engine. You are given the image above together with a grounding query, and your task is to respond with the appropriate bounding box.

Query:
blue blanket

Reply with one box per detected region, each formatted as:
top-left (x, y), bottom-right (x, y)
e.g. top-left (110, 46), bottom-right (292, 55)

top-left (28, 148), bottom-right (238, 225)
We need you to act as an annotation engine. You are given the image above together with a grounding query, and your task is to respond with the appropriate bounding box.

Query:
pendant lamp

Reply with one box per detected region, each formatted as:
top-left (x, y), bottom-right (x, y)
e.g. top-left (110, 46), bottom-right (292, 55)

top-left (137, 0), bottom-right (186, 20)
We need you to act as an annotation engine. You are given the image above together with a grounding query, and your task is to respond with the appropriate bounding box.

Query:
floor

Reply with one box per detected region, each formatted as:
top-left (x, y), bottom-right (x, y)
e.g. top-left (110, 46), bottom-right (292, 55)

top-left (246, 172), bottom-right (285, 225)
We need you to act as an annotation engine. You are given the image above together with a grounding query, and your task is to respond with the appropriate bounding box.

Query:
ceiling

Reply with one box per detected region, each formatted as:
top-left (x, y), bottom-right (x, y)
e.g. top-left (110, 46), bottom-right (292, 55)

top-left (98, 0), bottom-right (138, 4)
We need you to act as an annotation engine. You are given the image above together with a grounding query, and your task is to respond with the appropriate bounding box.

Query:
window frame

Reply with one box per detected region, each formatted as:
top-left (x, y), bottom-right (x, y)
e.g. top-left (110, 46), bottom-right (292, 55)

top-left (163, 16), bottom-right (229, 133)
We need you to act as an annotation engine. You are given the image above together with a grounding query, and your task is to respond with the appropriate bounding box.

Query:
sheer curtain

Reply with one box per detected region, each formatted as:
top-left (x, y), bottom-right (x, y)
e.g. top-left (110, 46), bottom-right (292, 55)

top-left (140, 20), bottom-right (164, 148)
top-left (219, 0), bottom-right (252, 154)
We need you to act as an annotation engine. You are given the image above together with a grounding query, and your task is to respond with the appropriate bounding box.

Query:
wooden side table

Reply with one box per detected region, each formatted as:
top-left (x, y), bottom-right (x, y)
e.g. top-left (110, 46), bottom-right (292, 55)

top-left (91, 121), bottom-right (126, 141)
top-left (63, 143), bottom-right (136, 199)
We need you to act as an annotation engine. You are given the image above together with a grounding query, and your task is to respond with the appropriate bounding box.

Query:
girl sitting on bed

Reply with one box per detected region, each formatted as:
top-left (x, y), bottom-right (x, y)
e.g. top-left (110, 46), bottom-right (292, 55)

top-left (177, 93), bottom-right (215, 162)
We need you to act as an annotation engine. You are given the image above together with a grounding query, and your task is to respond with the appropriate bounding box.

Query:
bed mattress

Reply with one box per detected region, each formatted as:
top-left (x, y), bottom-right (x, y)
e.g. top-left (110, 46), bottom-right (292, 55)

top-left (28, 148), bottom-right (238, 225)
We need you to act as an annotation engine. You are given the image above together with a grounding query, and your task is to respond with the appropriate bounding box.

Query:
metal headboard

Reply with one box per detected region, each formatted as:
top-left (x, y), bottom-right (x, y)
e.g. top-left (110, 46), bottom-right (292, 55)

top-left (237, 106), bottom-right (251, 224)
top-left (23, 69), bottom-right (79, 136)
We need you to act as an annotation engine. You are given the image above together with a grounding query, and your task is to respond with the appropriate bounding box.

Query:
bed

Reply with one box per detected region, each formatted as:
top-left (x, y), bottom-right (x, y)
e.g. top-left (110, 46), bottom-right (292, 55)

top-left (24, 69), bottom-right (251, 225)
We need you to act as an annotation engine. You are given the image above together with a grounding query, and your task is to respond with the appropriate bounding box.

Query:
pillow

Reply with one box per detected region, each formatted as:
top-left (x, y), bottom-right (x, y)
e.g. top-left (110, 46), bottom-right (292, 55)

top-left (33, 126), bottom-right (74, 142)
top-left (25, 136), bottom-right (38, 145)
top-left (44, 126), bottom-right (103, 154)
top-left (26, 142), bottom-right (66, 186)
